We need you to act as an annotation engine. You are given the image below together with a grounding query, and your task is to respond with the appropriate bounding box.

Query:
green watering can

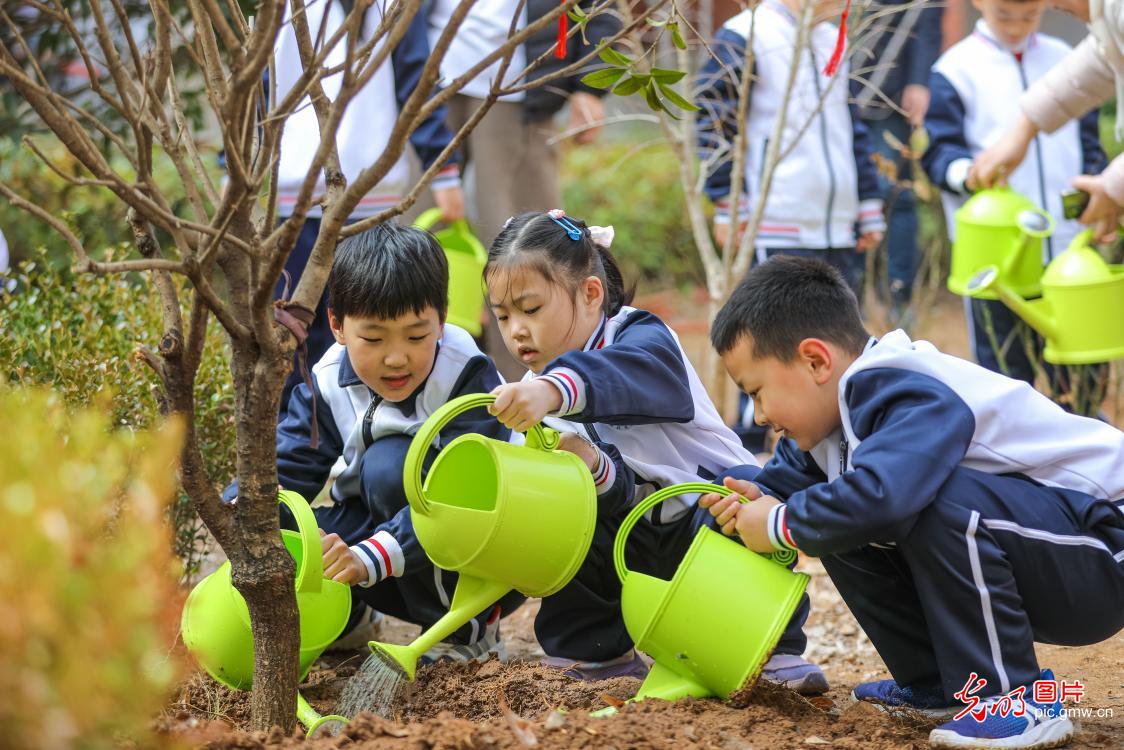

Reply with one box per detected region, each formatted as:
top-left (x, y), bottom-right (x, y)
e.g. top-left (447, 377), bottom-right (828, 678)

top-left (180, 490), bottom-right (351, 736)
top-left (967, 229), bottom-right (1124, 364)
top-left (951, 188), bottom-right (1055, 299)
top-left (369, 393), bottom-right (597, 680)
top-left (415, 208), bottom-right (488, 337)
top-left (615, 483), bottom-right (808, 702)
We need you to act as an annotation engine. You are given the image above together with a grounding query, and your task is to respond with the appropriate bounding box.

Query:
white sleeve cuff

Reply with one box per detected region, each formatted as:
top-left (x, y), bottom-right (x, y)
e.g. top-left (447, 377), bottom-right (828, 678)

top-left (946, 158), bottom-right (973, 195)
top-left (590, 447), bottom-right (617, 496)
top-left (352, 530), bottom-right (405, 587)
top-left (858, 198), bottom-right (887, 234)
top-left (431, 165), bottom-right (462, 192)
top-left (765, 503), bottom-right (798, 552)
top-left (540, 367), bottom-right (587, 416)
top-left (713, 196), bottom-right (751, 225)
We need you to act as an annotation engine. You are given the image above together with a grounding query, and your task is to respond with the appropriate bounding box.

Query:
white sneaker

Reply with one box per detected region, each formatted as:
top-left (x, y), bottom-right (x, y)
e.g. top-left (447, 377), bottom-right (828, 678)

top-left (328, 606), bottom-right (385, 652)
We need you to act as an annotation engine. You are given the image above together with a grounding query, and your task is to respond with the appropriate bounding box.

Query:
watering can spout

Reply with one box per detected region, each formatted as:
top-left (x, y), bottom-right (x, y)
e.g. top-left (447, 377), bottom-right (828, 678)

top-left (965, 265), bottom-right (1058, 340)
top-left (296, 691), bottom-right (348, 738)
top-left (369, 574), bottom-right (513, 681)
top-left (635, 662), bottom-right (712, 701)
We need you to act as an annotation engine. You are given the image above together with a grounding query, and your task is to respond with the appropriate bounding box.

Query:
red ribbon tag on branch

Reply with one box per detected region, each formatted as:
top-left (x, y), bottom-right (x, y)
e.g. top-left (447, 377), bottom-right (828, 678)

top-left (823, 0), bottom-right (852, 77)
top-left (556, 0), bottom-right (568, 59)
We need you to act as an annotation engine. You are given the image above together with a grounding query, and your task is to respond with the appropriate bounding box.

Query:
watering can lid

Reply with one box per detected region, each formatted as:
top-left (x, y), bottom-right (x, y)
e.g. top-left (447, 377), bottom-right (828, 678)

top-left (956, 188), bottom-right (1038, 227)
top-left (1042, 230), bottom-right (1113, 286)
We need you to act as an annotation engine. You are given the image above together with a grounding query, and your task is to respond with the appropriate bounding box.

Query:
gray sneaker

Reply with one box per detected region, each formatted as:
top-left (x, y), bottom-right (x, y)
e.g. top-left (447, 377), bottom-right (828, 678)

top-left (760, 653), bottom-right (830, 695)
top-left (542, 649), bottom-right (651, 681)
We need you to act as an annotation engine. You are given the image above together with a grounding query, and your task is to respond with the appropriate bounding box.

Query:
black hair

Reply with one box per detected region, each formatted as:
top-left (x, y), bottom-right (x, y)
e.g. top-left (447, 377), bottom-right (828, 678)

top-left (327, 222), bottom-right (448, 322)
top-left (710, 255), bottom-right (869, 360)
top-left (485, 212), bottom-right (634, 316)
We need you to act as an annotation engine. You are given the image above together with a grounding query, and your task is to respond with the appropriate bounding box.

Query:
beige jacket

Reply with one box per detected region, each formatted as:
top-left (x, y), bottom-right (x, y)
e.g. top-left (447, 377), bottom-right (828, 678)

top-left (1021, 0), bottom-right (1124, 201)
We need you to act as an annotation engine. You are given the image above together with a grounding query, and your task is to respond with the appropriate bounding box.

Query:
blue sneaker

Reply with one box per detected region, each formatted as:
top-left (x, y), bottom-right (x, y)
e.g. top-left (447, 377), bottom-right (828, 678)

top-left (851, 679), bottom-right (960, 718)
top-left (929, 671), bottom-right (1073, 749)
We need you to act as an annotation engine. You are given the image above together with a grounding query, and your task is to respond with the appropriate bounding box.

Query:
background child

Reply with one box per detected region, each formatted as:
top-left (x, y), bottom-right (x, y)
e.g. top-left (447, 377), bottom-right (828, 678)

top-left (483, 210), bottom-right (826, 692)
top-left (922, 0), bottom-right (1107, 389)
top-left (224, 223), bottom-right (524, 656)
top-left (273, 0), bottom-right (465, 412)
top-left (695, 0), bottom-right (886, 299)
top-left (705, 255), bottom-right (1124, 749)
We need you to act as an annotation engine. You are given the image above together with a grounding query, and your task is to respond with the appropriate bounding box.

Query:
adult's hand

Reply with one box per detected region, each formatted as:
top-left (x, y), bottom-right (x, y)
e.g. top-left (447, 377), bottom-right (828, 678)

top-left (970, 113), bottom-right (1038, 189)
top-left (901, 84), bottom-right (930, 128)
top-left (568, 92), bottom-right (605, 145)
top-left (1073, 174), bottom-right (1124, 242)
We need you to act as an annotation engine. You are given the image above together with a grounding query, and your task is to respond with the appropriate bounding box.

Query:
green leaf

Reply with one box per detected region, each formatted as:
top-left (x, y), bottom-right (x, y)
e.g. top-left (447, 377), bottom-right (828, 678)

top-left (650, 67), bottom-right (686, 84)
top-left (580, 68), bottom-right (627, 90)
top-left (644, 81), bottom-right (664, 112)
top-left (612, 75), bottom-right (644, 96)
top-left (598, 46), bottom-right (631, 68)
top-left (657, 82), bottom-right (700, 112)
top-left (567, 5), bottom-right (587, 22)
top-left (670, 22), bottom-right (687, 50)
top-left (645, 15), bottom-right (667, 27)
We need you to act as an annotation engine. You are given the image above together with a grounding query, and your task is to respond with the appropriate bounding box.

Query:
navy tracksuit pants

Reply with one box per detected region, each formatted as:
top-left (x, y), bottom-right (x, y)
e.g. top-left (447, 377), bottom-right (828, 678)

top-left (535, 464), bottom-right (811, 662)
top-left (820, 466), bottom-right (1124, 702)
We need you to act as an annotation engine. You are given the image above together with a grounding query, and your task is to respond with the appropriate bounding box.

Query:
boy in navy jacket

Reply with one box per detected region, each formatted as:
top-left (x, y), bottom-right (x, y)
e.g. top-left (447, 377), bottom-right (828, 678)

top-left (225, 223), bottom-right (522, 656)
top-left (704, 256), bottom-right (1124, 750)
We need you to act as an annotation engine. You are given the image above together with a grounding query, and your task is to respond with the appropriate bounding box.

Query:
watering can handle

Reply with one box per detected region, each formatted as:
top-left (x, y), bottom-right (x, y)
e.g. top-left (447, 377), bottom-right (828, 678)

top-left (403, 393), bottom-right (560, 515)
top-left (414, 209), bottom-right (488, 262)
top-left (612, 482), bottom-right (797, 584)
top-left (279, 489), bottom-right (323, 595)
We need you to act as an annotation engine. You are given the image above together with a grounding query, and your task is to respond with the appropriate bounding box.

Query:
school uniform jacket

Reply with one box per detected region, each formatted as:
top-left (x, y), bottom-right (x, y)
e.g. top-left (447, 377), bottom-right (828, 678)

top-left (532, 306), bottom-right (757, 523)
top-left (273, 0), bottom-right (460, 218)
top-left (754, 330), bottom-right (1124, 558)
top-left (922, 21), bottom-right (1107, 260)
top-left (223, 324), bottom-right (509, 584)
top-left (695, 2), bottom-right (885, 249)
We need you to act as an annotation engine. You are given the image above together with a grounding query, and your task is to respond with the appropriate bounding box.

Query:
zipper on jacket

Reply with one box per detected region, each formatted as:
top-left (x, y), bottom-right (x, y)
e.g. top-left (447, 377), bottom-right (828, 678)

top-left (1016, 56), bottom-right (1055, 260)
top-left (809, 45), bottom-right (837, 248)
top-left (839, 436), bottom-right (849, 476)
top-left (361, 397), bottom-right (379, 448)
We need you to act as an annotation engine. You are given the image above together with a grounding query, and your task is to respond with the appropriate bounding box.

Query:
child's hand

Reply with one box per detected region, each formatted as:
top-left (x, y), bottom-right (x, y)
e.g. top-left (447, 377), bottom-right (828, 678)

top-left (557, 432), bottom-right (600, 471)
top-left (698, 477), bottom-right (781, 553)
top-left (489, 381), bottom-right (562, 433)
top-left (857, 230), bottom-right (883, 253)
top-left (320, 529), bottom-right (367, 585)
top-left (714, 220), bottom-right (748, 250)
top-left (434, 185), bottom-right (465, 222)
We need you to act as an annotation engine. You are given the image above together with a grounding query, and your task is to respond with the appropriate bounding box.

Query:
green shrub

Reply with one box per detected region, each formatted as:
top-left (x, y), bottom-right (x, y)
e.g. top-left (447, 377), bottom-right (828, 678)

top-left (0, 261), bottom-right (236, 578)
top-left (0, 388), bottom-right (184, 749)
top-left (561, 141), bottom-right (704, 290)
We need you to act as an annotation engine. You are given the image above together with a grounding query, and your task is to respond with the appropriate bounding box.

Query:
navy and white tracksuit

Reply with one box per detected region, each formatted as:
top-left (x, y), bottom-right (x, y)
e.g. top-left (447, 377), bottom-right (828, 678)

top-left (224, 324), bottom-right (524, 643)
top-left (749, 330), bottom-right (1124, 700)
top-left (922, 22), bottom-right (1108, 387)
top-left (272, 0), bottom-right (462, 411)
top-left (695, 3), bottom-right (886, 296)
top-left (527, 307), bottom-right (811, 661)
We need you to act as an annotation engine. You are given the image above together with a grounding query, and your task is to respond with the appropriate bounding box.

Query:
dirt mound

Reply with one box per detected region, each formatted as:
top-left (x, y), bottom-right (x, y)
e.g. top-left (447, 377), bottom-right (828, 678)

top-left (161, 659), bottom-right (934, 750)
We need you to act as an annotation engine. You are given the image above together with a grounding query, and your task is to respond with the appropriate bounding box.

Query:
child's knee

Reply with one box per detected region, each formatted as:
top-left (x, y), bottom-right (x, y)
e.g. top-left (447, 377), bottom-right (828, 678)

top-left (360, 434), bottom-right (415, 512)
